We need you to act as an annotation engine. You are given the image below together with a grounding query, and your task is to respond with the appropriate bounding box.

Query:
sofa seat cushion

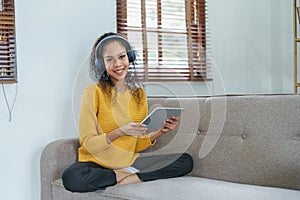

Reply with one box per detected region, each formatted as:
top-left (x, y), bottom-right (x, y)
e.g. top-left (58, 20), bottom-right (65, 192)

top-left (52, 176), bottom-right (300, 200)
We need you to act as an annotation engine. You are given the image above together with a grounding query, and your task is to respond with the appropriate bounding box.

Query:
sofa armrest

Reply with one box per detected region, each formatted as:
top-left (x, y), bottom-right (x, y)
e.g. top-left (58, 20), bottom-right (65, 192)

top-left (40, 138), bottom-right (79, 200)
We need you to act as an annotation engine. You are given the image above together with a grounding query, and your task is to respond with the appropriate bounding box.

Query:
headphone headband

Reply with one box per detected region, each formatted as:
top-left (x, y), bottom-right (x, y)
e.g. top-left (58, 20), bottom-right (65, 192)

top-left (95, 35), bottom-right (130, 54)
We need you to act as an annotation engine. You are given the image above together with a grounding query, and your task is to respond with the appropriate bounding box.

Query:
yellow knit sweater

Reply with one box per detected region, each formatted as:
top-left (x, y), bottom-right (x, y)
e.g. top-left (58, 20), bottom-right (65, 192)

top-left (78, 83), bottom-right (154, 169)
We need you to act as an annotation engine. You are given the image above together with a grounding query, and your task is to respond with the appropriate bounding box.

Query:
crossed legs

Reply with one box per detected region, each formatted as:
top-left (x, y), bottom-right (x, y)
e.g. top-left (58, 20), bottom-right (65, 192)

top-left (62, 153), bottom-right (193, 192)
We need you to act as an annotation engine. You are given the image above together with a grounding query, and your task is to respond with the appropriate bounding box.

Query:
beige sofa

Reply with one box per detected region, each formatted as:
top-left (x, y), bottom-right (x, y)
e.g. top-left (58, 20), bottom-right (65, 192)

top-left (41, 94), bottom-right (300, 200)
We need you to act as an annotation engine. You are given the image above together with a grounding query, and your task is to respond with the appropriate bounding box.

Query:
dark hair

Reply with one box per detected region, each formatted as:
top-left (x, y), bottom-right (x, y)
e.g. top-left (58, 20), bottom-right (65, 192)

top-left (89, 32), bottom-right (144, 102)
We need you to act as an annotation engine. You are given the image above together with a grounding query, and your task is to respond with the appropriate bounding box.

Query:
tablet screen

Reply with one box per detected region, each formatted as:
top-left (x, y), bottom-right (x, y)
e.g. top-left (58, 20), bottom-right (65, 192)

top-left (141, 107), bottom-right (184, 133)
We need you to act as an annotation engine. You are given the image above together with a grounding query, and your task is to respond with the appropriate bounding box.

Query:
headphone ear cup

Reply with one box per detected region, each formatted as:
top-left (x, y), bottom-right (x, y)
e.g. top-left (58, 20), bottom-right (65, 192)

top-left (127, 50), bottom-right (136, 63)
top-left (95, 57), bottom-right (105, 78)
top-left (95, 58), bottom-right (101, 71)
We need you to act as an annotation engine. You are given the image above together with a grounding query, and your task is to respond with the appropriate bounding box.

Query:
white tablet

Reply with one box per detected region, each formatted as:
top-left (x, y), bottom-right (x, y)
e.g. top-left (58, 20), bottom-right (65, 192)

top-left (141, 107), bottom-right (184, 133)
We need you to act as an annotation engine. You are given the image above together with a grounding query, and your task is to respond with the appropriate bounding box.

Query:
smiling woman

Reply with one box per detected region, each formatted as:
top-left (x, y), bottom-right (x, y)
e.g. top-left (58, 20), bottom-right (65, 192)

top-left (60, 32), bottom-right (193, 192)
top-left (90, 33), bottom-right (140, 94)
top-left (102, 45), bottom-right (129, 85)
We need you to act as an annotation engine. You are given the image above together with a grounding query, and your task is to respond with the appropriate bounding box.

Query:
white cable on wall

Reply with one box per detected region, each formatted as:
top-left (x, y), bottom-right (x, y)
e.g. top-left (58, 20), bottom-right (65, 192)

top-left (1, 83), bottom-right (18, 122)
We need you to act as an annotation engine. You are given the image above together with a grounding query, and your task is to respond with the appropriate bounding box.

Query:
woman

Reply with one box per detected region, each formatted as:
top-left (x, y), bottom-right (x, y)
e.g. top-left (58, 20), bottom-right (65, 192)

top-left (62, 32), bottom-right (193, 192)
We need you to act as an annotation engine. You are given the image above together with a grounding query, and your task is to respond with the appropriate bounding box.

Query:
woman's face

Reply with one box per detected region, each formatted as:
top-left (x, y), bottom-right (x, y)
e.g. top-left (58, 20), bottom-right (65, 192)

top-left (102, 41), bottom-right (129, 84)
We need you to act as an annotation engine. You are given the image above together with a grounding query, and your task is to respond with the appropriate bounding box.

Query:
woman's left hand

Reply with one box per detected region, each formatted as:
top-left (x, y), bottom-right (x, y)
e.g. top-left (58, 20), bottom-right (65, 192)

top-left (161, 116), bottom-right (179, 134)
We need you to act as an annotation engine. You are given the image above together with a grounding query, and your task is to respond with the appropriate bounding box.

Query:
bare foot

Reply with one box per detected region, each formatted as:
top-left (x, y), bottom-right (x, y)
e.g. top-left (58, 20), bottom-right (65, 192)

top-left (116, 174), bottom-right (142, 186)
top-left (114, 169), bottom-right (132, 183)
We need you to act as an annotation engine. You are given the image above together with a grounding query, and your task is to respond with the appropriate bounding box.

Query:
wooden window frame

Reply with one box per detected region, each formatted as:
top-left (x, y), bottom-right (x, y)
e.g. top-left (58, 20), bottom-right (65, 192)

top-left (117, 0), bottom-right (211, 82)
top-left (0, 0), bottom-right (17, 84)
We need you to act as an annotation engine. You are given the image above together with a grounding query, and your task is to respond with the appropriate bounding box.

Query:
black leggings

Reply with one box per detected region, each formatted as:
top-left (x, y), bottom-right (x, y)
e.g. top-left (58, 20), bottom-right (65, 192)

top-left (62, 153), bottom-right (193, 192)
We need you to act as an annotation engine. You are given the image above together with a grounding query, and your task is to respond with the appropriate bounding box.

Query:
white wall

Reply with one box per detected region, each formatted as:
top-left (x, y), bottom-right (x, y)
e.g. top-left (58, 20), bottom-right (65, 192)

top-left (0, 0), bottom-right (295, 200)
top-left (0, 0), bottom-right (115, 200)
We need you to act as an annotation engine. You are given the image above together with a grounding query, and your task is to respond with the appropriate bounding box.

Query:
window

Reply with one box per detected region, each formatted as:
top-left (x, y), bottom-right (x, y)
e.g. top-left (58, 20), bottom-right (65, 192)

top-left (0, 0), bottom-right (17, 84)
top-left (117, 0), bottom-right (211, 81)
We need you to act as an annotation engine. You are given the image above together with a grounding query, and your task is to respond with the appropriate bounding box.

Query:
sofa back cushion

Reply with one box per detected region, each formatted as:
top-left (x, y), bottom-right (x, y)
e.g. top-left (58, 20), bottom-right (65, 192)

top-left (147, 95), bottom-right (300, 190)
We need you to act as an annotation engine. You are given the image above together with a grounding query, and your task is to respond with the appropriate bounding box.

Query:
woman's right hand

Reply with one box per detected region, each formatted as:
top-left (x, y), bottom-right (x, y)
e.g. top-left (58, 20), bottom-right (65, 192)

top-left (119, 122), bottom-right (148, 136)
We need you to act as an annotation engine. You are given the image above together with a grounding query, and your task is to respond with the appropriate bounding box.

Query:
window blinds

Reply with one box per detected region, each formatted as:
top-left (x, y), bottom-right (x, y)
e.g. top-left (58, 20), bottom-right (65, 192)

top-left (117, 0), bottom-right (211, 81)
top-left (0, 0), bottom-right (16, 84)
